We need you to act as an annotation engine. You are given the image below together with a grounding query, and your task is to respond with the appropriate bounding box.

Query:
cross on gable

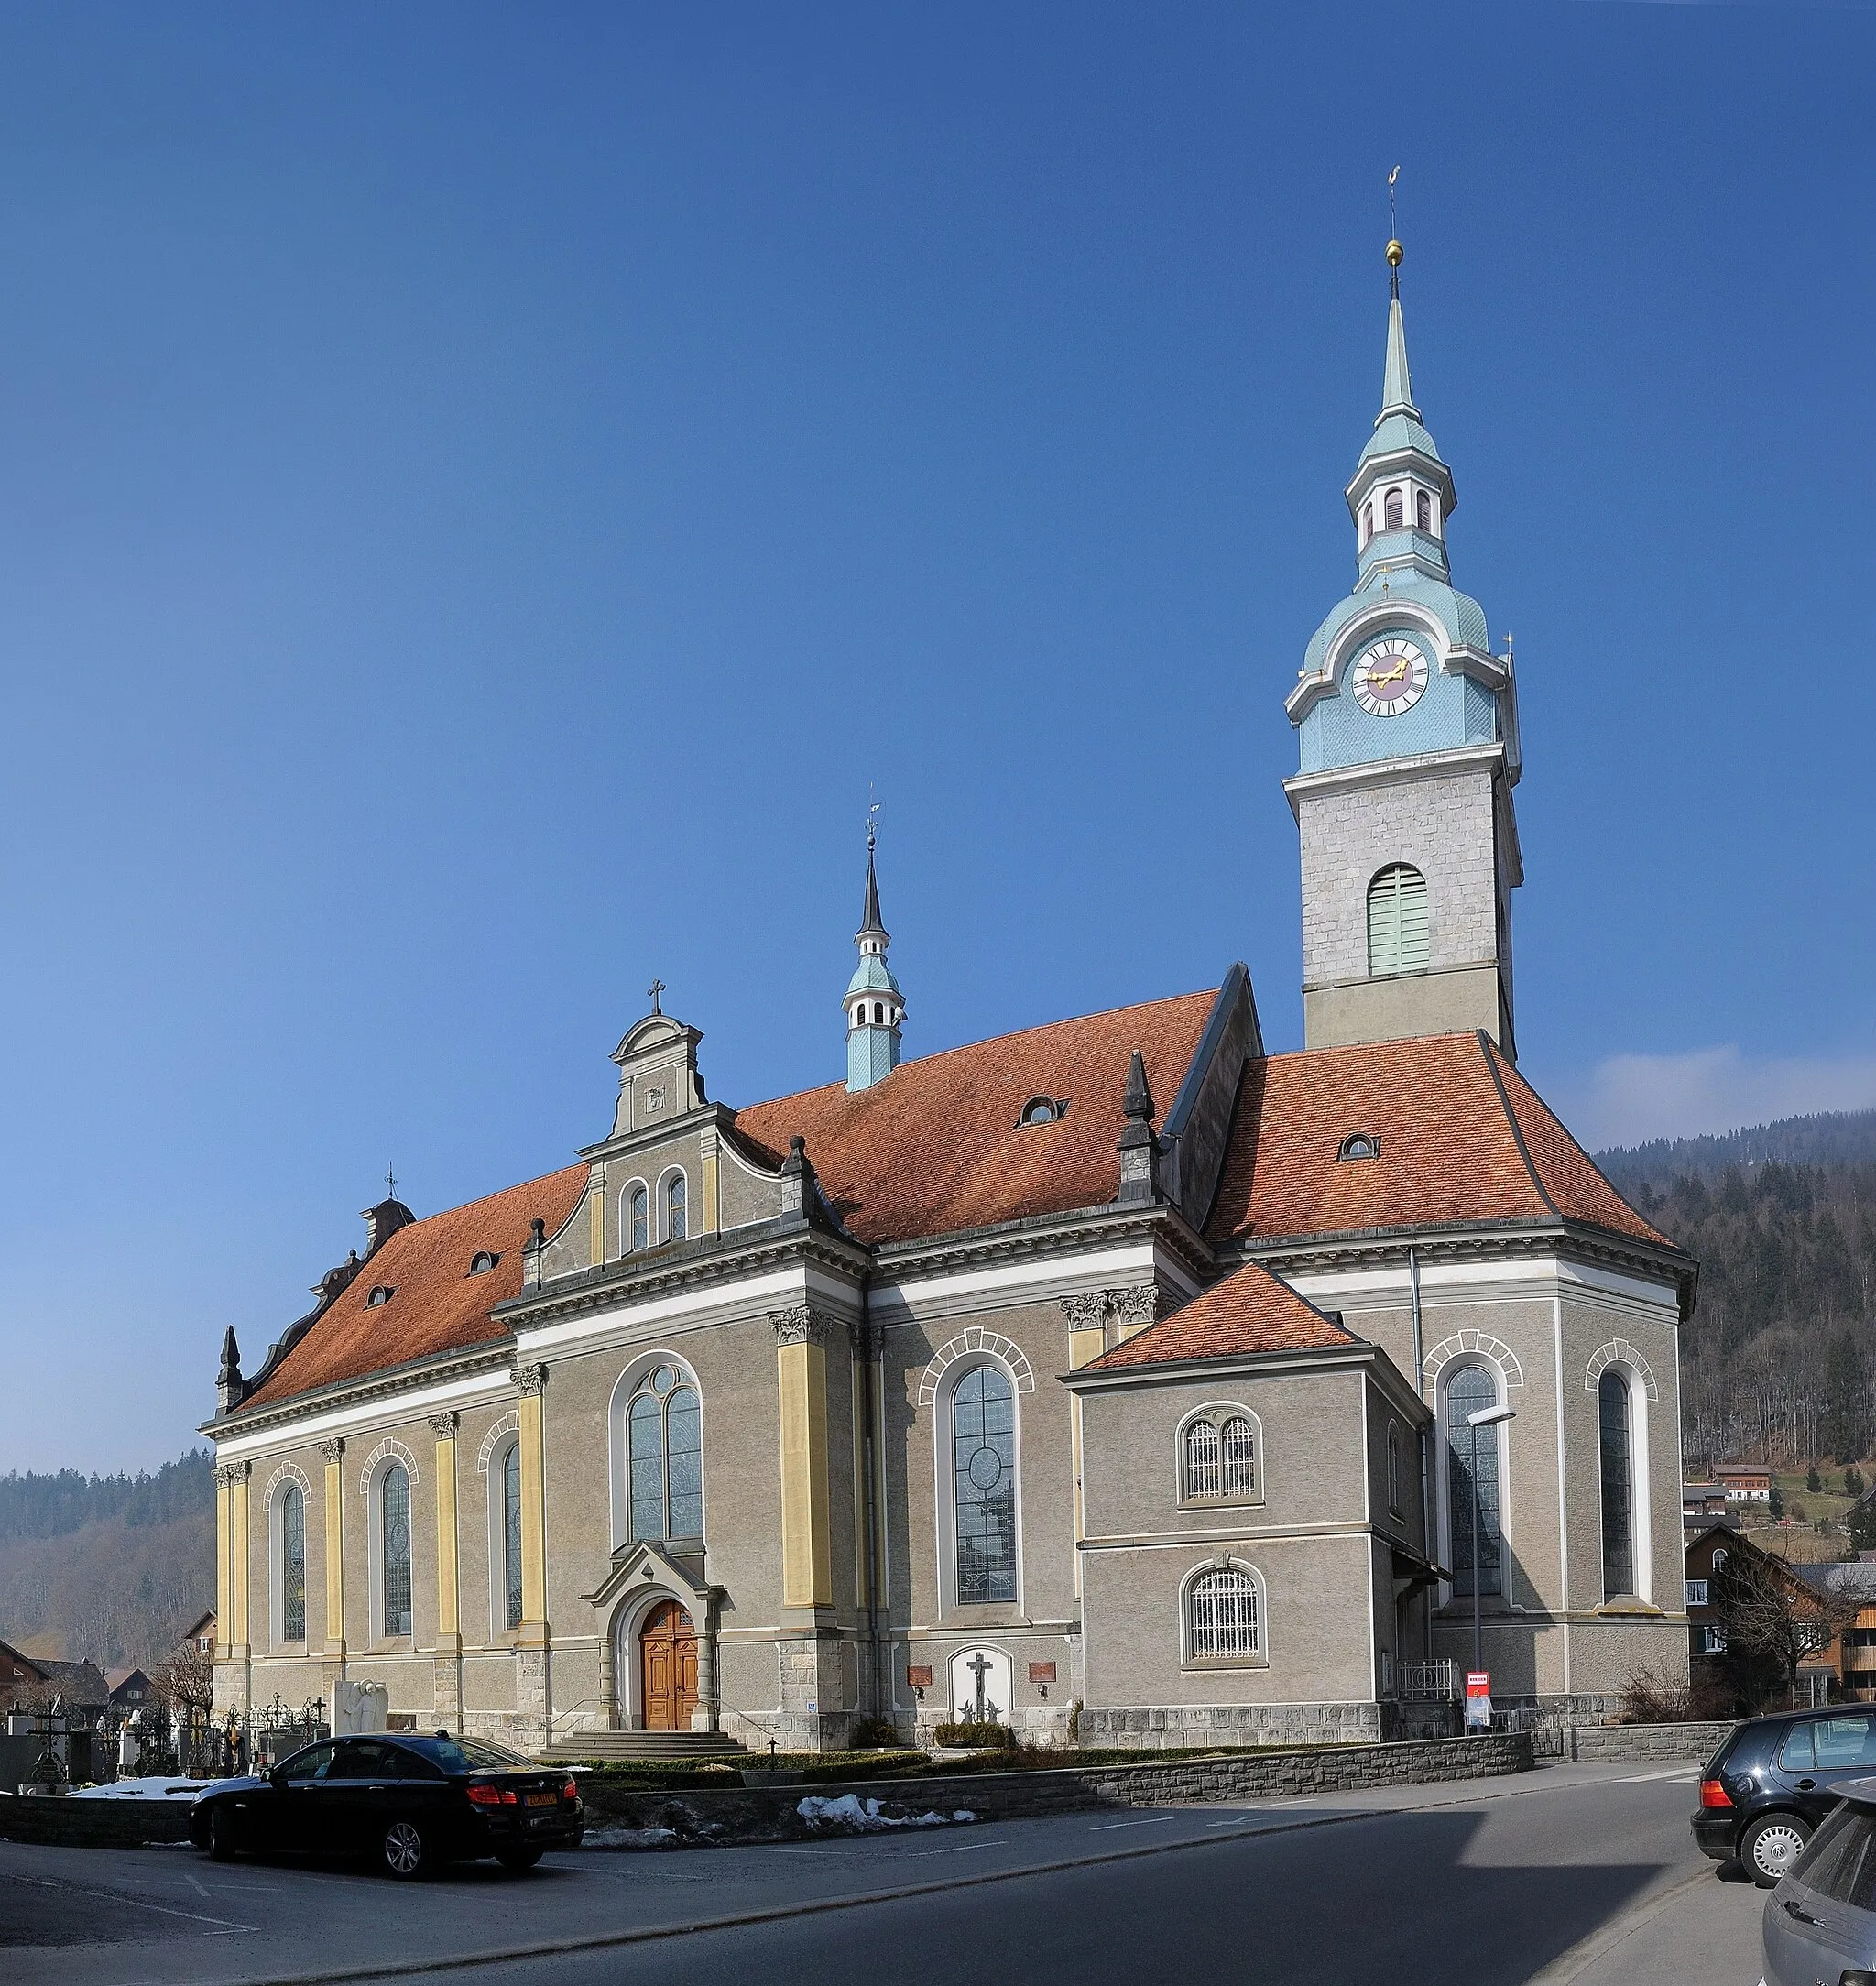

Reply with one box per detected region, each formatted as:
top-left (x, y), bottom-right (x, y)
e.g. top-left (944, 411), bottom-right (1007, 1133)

top-left (648, 979), bottom-right (665, 1015)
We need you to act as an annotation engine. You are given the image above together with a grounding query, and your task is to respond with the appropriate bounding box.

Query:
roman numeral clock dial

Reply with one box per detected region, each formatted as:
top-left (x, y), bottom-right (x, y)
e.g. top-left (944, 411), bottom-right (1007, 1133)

top-left (1350, 635), bottom-right (1429, 716)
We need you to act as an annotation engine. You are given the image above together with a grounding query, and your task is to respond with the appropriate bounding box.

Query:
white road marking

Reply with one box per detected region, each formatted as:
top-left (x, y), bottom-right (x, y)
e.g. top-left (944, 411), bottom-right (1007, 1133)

top-left (912, 1840), bottom-right (1002, 1855)
top-left (1615, 1769), bottom-right (1697, 1784)
top-left (0, 1871), bottom-right (252, 1932)
top-left (185, 1872), bottom-right (211, 1898)
top-left (1089, 1817), bottom-right (1175, 1831)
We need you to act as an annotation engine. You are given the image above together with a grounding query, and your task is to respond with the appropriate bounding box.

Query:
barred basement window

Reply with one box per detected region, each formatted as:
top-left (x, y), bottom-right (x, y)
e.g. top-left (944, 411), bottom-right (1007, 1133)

top-left (1188, 1566), bottom-right (1260, 1659)
top-left (1368, 864), bottom-right (1430, 977)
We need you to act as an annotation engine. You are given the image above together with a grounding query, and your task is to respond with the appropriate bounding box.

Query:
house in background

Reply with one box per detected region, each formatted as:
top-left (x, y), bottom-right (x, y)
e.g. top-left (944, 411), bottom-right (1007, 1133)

top-left (1684, 1482), bottom-right (1729, 1519)
top-left (106, 1667), bottom-right (154, 1712)
top-left (0, 1640), bottom-right (49, 1718)
top-left (1799, 1564), bottom-right (1876, 1706)
top-left (1714, 1464), bottom-right (1772, 1504)
top-left (1685, 1521), bottom-right (1743, 1674)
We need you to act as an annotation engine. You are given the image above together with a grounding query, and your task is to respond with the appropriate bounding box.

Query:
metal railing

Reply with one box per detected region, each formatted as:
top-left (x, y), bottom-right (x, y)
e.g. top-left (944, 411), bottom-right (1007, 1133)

top-left (1394, 1659), bottom-right (1458, 1703)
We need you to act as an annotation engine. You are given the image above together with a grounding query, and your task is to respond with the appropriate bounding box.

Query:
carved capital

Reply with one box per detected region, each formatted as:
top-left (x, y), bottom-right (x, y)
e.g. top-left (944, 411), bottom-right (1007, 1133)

top-left (213, 1460), bottom-right (253, 1487)
top-left (847, 1316), bottom-right (882, 1360)
top-left (426, 1411), bottom-right (461, 1438)
top-left (1111, 1285), bottom-right (1160, 1327)
top-left (1060, 1292), bottom-right (1110, 1332)
top-left (511, 1363), bottom-right (550, 1397)
top-left (317, 1438), bottom-right (346, 1465)
top-left (769, 1304), bottom-right (837, 1348)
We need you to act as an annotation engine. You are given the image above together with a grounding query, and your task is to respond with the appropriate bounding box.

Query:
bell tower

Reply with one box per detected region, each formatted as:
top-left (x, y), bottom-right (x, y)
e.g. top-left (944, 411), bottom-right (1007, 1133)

top-left (844, 820), bottom-right (905, 1093)
top-left (1283, 238), bottom-right (1522, 1059)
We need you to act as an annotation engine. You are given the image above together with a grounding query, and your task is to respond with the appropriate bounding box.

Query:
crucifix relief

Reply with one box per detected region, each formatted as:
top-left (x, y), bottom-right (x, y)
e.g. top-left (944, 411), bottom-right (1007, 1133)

top-left (953, 1646), bottom-right (1005, 1725)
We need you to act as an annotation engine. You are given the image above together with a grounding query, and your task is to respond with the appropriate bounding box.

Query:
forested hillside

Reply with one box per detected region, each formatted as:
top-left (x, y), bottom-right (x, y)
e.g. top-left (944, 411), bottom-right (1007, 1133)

top-left (0, 1450), bottom-right (214, 1669)
top-left (1598, 1111), bottom-right (1876, 1469)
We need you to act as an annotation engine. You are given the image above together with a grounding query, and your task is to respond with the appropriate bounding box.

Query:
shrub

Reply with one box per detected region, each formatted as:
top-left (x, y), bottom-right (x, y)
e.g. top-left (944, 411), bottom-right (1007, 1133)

top-left (846, 1718), bottom-right (901, 1750)
top-left (1808, 1465), bottom-right (1824, 1493)
top-left (1618, 1660), bottom-right (1734, 1724)
top-left (933, 1720), bottom-right (1017, 1748)
top-left (1849, 1467), bottom-right (1868, 1499)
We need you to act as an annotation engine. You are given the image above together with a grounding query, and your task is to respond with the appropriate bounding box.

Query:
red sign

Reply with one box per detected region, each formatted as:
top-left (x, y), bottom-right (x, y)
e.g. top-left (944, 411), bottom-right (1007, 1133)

top-left (1028, 1663), bottom-right (1057, 1684)
top-left (1465, 1671), bottom-right (1491, 1729)
top-left (1465, 1672), bottom-right (1490, 1697)
top-left (906, 1665), bottom-right (933, 1687)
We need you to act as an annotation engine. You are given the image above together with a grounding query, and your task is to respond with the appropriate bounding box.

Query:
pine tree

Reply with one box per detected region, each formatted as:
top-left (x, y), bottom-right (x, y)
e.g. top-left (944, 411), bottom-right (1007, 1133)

top-left (1808, 1464), bottom-right (1824, 1493)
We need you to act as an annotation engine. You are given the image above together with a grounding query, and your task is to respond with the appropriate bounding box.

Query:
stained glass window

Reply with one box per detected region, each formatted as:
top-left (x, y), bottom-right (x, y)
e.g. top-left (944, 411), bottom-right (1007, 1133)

top-left (628, 1185), bottom-right (649, 1251)
top-left (954, 1365), bottom-right (1017, 1603)
top-left (666, 1174), bottom-right (687, 1242)
top-left (1599, 1369), bottom-right (1635, 1599)
top-left (281, 1483), bottom-right (306, 1643)
top-left (381, 1464), bottom-right (412, 1636)
top-left (628, 1366), bottom-right (703, 1542)
top-left (502, 1442), bottom-right (523, 1631)
top-left (1447, 1366), bottom-right (1502, 1599)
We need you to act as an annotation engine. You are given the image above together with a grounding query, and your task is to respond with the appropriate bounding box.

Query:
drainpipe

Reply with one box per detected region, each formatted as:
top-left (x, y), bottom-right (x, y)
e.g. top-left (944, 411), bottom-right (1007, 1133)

top-left (856, 1278), bottom-right (884, 1721)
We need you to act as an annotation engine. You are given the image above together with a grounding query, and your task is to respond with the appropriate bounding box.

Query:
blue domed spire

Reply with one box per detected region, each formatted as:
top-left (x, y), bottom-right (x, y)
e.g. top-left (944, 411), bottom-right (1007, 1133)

top-left (845, 819), bottom-right (904, 1093)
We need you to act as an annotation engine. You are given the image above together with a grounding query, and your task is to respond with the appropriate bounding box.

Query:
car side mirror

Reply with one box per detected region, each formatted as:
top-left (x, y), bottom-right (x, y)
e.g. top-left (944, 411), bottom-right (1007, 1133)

top-left (269, 1767), bottom-right (288, 1789)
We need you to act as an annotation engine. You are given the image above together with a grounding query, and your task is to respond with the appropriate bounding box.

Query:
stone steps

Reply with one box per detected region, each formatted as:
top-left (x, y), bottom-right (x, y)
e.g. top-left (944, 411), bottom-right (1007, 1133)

top-left (538, 1729), bottom-right (748, 1762)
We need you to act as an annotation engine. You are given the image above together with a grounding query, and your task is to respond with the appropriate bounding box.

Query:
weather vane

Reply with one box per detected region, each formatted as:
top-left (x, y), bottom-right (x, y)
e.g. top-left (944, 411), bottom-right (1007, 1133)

top-left (867, 784), bottom-right (879, 856)
top-left (385, 1163), bottom-right (397, 1201)
top-left (1387, 166), bottom-right (1403, 293)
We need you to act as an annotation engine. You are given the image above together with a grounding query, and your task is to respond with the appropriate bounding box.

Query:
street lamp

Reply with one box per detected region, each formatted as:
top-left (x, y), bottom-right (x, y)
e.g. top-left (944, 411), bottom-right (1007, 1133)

top-left (1466, 1403), bottom-right (1518, 1689)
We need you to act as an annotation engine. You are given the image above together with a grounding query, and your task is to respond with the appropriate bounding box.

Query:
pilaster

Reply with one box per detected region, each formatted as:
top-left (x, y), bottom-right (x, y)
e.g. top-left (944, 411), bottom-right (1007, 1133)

top-left (512, 1364), bottom-right (552, 1751)
top-left (770, 1305), bottom-right (845, 1748)
top-left (319, 1437), bottom-right (347, 1683)
top-left (428, 1412), bottom-right (463, 1729)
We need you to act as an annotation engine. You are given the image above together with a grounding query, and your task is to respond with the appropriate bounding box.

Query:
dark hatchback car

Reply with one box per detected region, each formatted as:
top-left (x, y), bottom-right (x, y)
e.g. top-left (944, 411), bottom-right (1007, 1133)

top-left (189, 1734), bottom-right (584, 1878)
top-left (1695, 1708), bottom-right (1876, 1886)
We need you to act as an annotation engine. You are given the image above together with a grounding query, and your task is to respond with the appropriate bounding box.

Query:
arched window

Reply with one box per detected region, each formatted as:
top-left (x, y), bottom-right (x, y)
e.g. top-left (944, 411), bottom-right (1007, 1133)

top-left (1184, 1419), bottom-right (1221, 1500)
top-left (1221, 1417), bottom-right (1256, 1496)
top-left (1187, 1565), bottom-right (1261, 1659)
top-left (1599, 1369), bottom-right (1635, 1599)
top-left (627, 1364), bottom-right (704, 1542)
top-left (1415, 488), bottom-right (1432, 531)
top-left (666, 1173), bottom-right (687, 1243)
top-left (627, 1184), bottom-right (649, 1252)
top-left (501, 1442), bottom-right (524, 1631)
top-left (381, 1463), bottom-right (412, 1636)
top-left (1362, 501), bottom-right (1374, 543)
top-left (280, 1482), bottom-right (306, 1643)
top-left (1368, 864), bottom-right (1430, 977)
top-left (1446, 1365), bottom-right (1502, 1599)
top-left (953, 1364), bottom-right (1017, 1603)
top-left (1384, 487), bottom-right (1403, 530)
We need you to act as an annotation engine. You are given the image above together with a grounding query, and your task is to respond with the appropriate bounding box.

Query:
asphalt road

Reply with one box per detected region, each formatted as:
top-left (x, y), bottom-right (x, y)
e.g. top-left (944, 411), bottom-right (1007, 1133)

top-left (1, 1760), bottom-right (1764, 1986)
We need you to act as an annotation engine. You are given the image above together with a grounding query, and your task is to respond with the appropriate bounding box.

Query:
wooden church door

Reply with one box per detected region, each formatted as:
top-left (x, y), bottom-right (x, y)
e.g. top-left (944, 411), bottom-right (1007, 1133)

top-left (639, 1600), bottom-right (698, 1731)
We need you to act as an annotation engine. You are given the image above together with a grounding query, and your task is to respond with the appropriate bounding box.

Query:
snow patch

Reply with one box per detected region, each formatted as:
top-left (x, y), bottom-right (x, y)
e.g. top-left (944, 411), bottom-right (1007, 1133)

top-left (70, 1777), bottom-right (232, 1801)
top-left (796, 1793), bottom-right (976, 1833)
top-left (582, 1825), bottom-right (681, 1850)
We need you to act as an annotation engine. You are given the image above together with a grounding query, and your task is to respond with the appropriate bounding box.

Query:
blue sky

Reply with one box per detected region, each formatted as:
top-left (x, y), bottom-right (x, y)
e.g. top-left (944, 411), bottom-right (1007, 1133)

top-left (0, 3), bottom-right (1870, 1471)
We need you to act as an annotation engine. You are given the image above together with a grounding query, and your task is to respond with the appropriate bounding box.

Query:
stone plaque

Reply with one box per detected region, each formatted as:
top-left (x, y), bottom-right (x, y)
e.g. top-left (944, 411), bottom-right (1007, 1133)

top-left (906, 1664), bottom-right (933, 1687)
top-left (1028, 1662), bottom-right (1057, 1684)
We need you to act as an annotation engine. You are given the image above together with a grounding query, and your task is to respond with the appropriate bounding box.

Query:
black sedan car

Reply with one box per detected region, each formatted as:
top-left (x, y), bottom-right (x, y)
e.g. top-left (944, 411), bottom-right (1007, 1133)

top-left (190, 1733), bottom-right (584, 1878)
top-left (1694, 1707), bottom-right (1876, 1886)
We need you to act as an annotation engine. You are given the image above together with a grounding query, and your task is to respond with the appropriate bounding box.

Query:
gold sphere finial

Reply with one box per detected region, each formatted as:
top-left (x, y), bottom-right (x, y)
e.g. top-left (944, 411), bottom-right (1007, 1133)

top-left (1386, 238), bottom-right (1403, 268)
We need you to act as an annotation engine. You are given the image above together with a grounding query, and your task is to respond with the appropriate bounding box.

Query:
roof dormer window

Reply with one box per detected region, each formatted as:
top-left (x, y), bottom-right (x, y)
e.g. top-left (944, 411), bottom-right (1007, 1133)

top-left (366, 1284), bottom-right (396, 1306)
top-left (467, 1251), bottom-right (500, 1276)
top-left (1336, 1133), bottom-right (1380, 1162)
top-left (1018, 1096), bottom-right (1068, 1129)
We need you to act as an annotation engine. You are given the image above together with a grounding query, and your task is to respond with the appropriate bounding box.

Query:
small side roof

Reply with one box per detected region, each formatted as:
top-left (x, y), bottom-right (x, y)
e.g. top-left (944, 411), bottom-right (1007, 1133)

top-left (1082, 1262), bottom-right (1358, 1372)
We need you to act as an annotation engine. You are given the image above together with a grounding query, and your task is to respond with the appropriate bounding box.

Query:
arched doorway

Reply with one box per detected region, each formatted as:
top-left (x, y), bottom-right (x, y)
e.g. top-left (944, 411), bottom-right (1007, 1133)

top-left (639, 1599), bottom-right (698, 1731)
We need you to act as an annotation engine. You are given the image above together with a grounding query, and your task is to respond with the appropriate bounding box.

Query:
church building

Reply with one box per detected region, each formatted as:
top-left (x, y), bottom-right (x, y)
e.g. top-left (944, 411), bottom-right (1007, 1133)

top-left (204, 247), bottom-right (1696, 1753)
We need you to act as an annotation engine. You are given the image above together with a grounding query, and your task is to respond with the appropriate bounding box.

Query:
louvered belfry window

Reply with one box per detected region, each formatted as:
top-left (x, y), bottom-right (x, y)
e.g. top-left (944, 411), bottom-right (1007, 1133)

top-left (1368, 864), bottom-right (1430, 977)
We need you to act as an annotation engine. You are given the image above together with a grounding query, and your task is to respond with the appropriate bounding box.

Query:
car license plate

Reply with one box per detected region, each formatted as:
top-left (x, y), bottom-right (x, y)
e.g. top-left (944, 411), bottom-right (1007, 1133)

top-left (525, 1793), bottom-right (557, 1807)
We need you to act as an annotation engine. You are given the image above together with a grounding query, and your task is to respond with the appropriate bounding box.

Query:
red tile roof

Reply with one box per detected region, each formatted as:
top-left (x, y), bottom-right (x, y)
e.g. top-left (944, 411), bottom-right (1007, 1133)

top-left (731, 992), bottom-right (1217, 1246)
top-left (239, 1166), bottom-right (587, 1409)
top-left (1205, 1031), bottom-right (1668, 1249)
top-left (1084, 1262), bottom-right (1357, 1370)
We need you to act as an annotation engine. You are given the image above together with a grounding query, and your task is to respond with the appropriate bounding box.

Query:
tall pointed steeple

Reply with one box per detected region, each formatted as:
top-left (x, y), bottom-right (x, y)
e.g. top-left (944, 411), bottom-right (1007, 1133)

top-left (1282, 231), bottom-right (1523, 1061)
top-left (844, 816), bottom-right (905, 1093)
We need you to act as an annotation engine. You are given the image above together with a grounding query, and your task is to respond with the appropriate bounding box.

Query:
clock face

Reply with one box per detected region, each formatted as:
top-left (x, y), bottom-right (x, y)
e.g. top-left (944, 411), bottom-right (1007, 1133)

top-left (1350, 635), bottom-right (1430, 716)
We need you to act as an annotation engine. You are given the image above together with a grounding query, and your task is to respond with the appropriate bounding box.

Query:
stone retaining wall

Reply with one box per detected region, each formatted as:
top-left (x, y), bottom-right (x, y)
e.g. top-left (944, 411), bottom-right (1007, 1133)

top-left (1540, 1720), bottom-right (1734, 1764)
top-left (0, 1792), bottom-right (196, 1848)
top-left (583, 1732), bottom-right (1532, 1842)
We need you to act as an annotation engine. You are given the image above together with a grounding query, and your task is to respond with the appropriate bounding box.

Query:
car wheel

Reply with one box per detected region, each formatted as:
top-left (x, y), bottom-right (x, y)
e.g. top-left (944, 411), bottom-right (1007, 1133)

top-left (1741, 1813), bottom-right (1810, 1888)
top-left (379, 1818), bottom-right (430, 1881)
top-left (496, 1846), bottom-right (543, 1872)
top-left (207, 1807), bottom-right (237, 1862)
